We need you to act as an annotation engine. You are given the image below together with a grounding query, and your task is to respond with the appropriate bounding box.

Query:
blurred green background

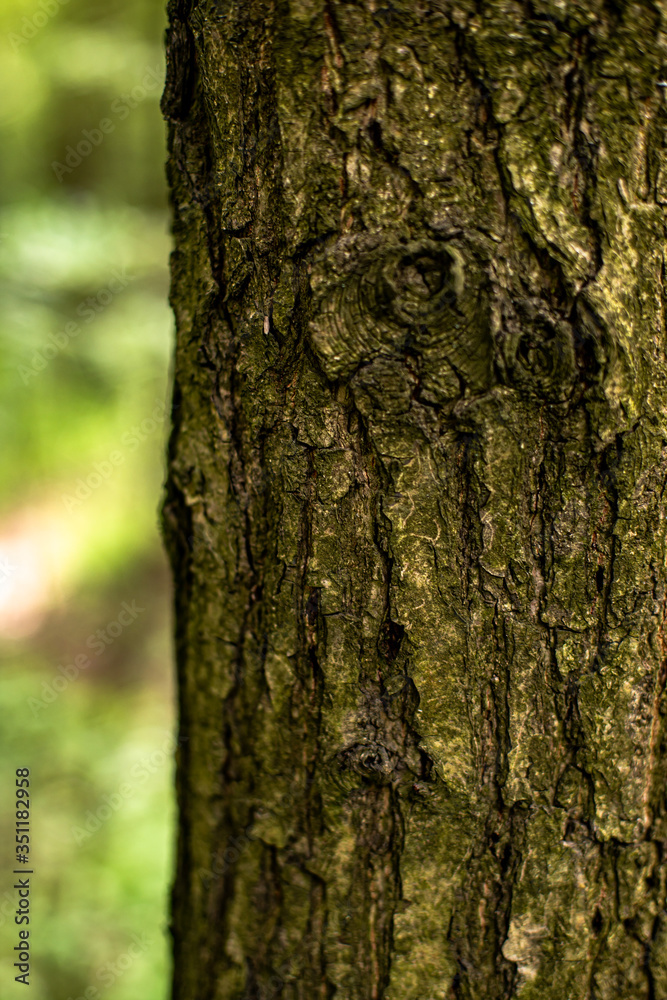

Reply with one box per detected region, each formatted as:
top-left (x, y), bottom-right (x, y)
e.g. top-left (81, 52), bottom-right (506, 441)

top-left (0, 1), bottom-right (174, 998)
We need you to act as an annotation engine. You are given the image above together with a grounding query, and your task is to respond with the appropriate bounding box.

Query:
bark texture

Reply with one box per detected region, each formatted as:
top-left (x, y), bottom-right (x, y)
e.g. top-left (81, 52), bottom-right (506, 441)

top-left (162, 2), bottom-right (667, 997)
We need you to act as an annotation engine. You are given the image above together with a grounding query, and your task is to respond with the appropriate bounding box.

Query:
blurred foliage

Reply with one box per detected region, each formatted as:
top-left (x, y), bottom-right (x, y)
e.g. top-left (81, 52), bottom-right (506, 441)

top-left (0, 0), bottom-right (174, 997)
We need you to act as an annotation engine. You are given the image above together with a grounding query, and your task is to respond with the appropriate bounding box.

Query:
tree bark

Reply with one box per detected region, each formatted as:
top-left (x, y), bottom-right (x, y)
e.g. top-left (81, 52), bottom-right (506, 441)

top-left (161, 2), bottom-right (667, 997)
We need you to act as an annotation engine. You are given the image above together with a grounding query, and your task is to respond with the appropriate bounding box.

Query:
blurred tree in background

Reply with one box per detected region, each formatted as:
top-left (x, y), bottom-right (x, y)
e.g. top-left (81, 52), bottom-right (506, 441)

top-left (0, 0), bottom-right (173, 998)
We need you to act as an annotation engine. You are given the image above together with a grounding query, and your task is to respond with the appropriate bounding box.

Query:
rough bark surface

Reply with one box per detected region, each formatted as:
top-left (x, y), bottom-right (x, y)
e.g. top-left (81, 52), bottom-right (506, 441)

top-left (162, 2), bottom-right (667, 997)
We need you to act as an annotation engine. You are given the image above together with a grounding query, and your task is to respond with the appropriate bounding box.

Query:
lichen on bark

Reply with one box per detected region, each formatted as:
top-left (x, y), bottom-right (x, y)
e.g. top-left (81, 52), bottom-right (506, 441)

top-left (162, 2), bottom-right (667, 997)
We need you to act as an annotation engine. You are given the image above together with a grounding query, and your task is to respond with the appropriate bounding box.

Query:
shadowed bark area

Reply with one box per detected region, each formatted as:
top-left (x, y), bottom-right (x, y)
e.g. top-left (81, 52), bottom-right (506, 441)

top-left (161, 2), bottom-right (667, 997)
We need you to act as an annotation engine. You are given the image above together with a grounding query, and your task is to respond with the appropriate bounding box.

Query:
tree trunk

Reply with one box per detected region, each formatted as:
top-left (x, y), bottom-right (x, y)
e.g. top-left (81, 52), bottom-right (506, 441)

top-left (161, 2), bottom-right (667, 997)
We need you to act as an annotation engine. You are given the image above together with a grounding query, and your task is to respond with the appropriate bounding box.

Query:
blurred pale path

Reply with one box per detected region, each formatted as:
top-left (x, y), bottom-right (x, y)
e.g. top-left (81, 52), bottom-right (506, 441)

top-left (0, 1), bottom-right (174, 999)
